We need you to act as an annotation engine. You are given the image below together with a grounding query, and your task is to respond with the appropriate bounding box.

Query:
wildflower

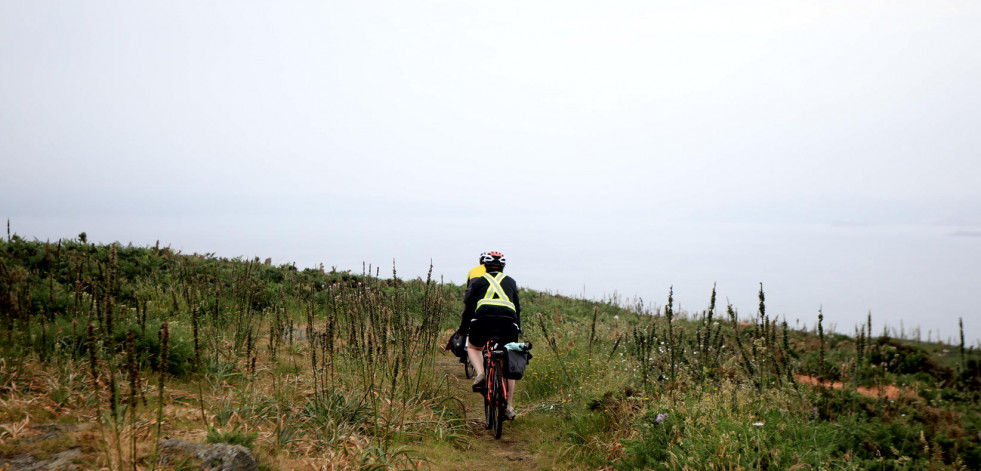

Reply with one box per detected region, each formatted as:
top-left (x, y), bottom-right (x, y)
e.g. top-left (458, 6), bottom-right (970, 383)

top-left (655, 413), bottom-right (669, 424)
top-left (751, 422), bottom-right (764, 427)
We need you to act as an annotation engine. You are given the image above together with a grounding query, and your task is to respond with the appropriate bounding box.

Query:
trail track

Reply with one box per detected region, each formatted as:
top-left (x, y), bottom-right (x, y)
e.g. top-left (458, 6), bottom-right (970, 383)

top-left (430, 352), bottom-right (543, 471)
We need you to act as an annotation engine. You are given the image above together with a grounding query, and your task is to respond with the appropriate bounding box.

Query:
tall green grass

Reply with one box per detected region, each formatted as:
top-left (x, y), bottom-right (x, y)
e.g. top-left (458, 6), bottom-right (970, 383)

top-left (0, 235), bottom-right (460, 469)
top-left (2, 233), bottom-right (979, 469)
top-left (514, 280), bottom-right (980, 469)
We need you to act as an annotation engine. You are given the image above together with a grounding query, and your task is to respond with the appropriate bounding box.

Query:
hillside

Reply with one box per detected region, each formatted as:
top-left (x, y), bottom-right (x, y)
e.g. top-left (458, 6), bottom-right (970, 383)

top-left (1, 234), bottom-right (979, 470)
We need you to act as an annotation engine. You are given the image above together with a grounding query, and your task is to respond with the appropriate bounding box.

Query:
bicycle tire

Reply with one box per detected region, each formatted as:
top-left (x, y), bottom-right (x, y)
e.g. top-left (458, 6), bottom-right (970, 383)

top-left (484, 395), bottom-right (493, 430)
top-left (492, 360), bottom-right (506, 439)
top-left (494, 403), bottom-right (505, 439)
top-left (484, 356), bottom-right (494, 430)
top-left (465, 358), bottom-right (476, 379)
top-left (488, 398), bottom-right (499, 434)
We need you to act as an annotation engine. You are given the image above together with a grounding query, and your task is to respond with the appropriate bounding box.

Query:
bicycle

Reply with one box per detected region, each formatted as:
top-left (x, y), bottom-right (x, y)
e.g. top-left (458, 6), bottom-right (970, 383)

top-left (446, 332), bottom-right (476, 378)
top-left (461, 355), bottom-right (476, 379)
top-left (474, 337), bottom-right (531, 439)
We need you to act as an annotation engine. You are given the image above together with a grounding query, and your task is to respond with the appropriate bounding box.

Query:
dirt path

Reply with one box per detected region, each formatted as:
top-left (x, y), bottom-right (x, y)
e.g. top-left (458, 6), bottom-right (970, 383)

top-left (428, 352), bottom-right (544, 471)
top-left (795, 375), bottom-right (915, 400)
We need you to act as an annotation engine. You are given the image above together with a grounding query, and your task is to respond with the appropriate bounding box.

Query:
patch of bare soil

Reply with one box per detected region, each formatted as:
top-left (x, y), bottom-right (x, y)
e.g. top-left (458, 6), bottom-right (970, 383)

top-left (795, 375), bottom-right (914, 400)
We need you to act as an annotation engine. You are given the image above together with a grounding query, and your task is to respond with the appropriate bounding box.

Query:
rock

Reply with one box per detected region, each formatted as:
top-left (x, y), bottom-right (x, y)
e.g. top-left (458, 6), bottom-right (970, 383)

top-left (5, 438), bottom-right (257, 471)
top-left (197, 444), bottom-right (258, 471)
top-left (158, 438), bottom-right (207, 466)
top-left (39, 449), bottom-right (80, 471)
top-left (157, 439), bottom-right (257, 471)
top-left (6, 448), bottom-right (80, 471)
top-left (25, 424), bottom-right (76, 444)
top-left (4, 454), bottom-right (39, 471)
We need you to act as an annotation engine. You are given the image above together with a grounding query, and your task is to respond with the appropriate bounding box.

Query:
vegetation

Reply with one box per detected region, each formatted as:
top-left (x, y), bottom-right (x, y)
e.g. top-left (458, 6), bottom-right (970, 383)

top-left (1, 232), bottom-right (979, 470)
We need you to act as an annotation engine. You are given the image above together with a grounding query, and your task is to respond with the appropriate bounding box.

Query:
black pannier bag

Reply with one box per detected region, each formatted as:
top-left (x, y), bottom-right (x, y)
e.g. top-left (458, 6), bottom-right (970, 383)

top-left (504, 349), bottom-right (532, 380)
top-left (450, 332), bottom-right (467, 359)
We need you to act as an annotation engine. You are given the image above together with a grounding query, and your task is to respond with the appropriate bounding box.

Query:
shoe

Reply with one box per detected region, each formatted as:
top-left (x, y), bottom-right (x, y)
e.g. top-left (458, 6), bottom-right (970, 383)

top-left (505, 407), bottom-right (516, 420)
top-left (471, 373), bottom-right (486, 392)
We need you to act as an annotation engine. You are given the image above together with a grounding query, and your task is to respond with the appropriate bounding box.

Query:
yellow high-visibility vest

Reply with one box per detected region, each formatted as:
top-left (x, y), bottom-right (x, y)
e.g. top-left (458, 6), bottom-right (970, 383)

top-left (476, 273), bottom-right (516, 312)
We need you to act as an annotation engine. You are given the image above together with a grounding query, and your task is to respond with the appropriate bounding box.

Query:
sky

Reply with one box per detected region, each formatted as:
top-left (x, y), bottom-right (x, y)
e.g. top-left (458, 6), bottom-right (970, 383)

top-left (2, 1), bottom-right (980, 339)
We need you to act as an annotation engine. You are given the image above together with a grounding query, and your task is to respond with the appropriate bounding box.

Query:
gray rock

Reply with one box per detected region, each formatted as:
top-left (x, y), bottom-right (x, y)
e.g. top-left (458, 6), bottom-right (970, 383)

top-left (196, 444), bottom-right (257, 471)
top-left (157, 439), bottom-right (257, 471)
top-left (25, 424), bottom-right (75, 444)
top-left (4, 454), bottom-right (39, 471)
top-left (6, 448), bottom-right (80, 471)
top-left (158, 438), bottom-right (207, 466)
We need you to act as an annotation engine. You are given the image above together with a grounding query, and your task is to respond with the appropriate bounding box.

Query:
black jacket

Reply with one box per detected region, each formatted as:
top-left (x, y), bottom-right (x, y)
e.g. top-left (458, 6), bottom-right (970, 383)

top-left (459, 271), bottom-right (521, 333)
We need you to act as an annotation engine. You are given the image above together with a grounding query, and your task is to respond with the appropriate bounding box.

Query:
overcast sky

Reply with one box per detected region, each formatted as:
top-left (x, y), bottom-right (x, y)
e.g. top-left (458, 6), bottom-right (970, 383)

top-left (4, 0), bottom-right (980, 215)
top-left (2, 1), bottom-right (980, 331)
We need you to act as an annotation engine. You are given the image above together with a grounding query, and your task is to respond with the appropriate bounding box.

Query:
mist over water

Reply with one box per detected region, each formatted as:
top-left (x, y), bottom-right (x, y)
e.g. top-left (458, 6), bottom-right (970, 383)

top-left (509, 221), bottom-right (980, 346)
top-left (13, 217), bottom-right (981, 345)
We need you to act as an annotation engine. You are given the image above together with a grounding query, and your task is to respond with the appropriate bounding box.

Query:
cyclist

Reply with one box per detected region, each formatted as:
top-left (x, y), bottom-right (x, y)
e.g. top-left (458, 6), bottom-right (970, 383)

top-left (458, 251), bottom-right (521, 419)
top-left (465, 252), bottom-right (487, 286)
top-left (445, 253), bottom-right (487, 370)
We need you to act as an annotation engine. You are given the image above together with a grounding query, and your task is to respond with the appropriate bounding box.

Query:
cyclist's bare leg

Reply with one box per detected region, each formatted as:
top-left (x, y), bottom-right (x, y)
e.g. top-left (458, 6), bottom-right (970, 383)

top-left (507, 379), bottom-right (516, 409)
top-left (466, 342), bottom-right (484, 378)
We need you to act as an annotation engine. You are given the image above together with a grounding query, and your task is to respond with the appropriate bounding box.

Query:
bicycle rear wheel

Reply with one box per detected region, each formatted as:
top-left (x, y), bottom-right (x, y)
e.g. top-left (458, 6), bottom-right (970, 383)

top-left (465, 358), bottom-right (476, 379)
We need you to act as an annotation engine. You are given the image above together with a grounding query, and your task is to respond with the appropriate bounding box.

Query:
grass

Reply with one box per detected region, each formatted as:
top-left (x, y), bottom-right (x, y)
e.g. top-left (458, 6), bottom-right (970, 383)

top-left (1, 233), bottom-right (980, 470)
